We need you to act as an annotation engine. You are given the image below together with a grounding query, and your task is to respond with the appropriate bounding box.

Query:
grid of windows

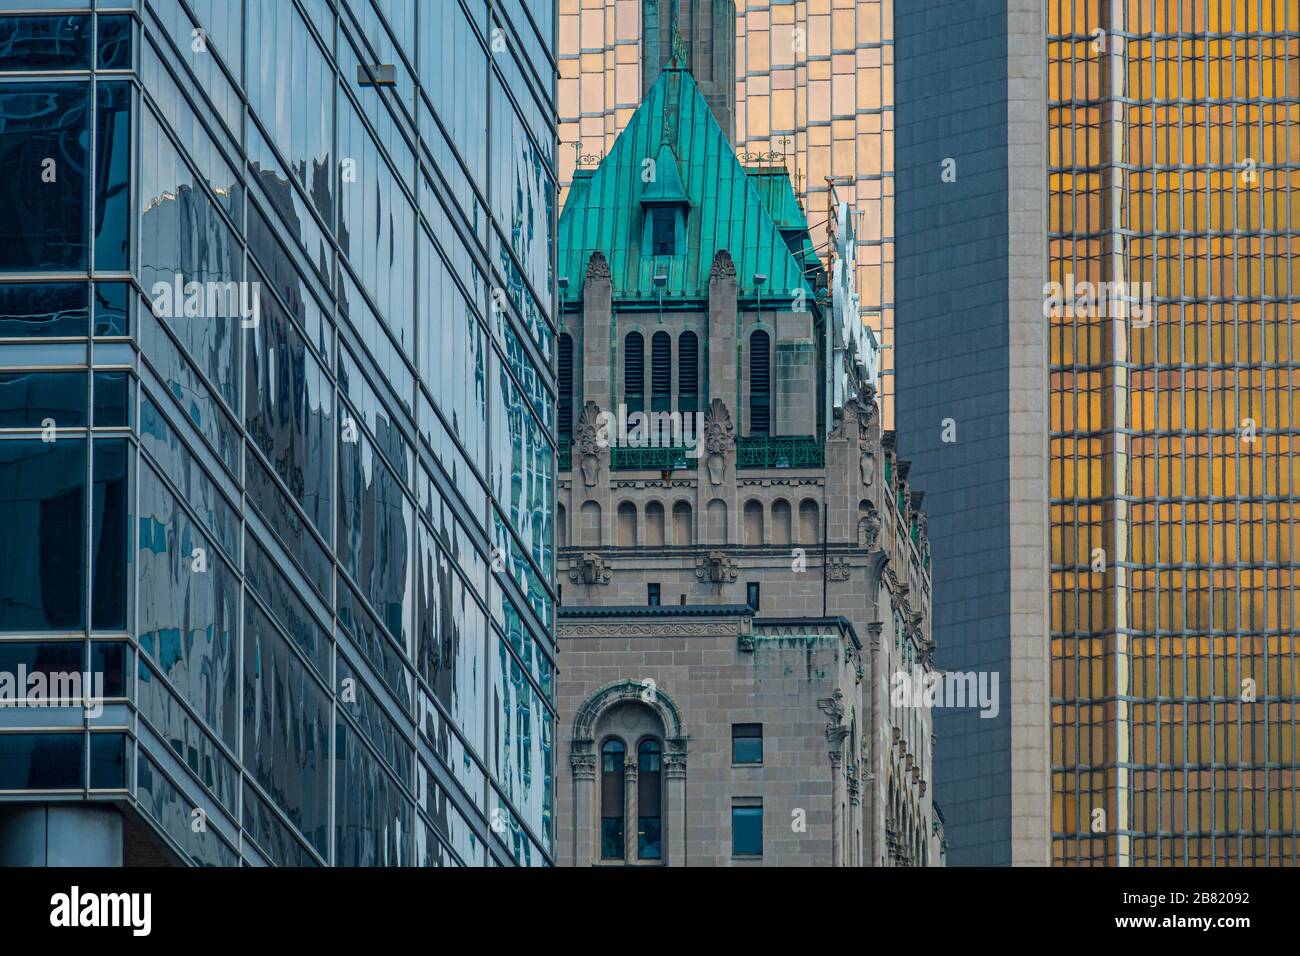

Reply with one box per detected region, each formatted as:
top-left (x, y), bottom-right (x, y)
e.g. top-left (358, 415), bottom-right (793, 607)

top-left (1048, 0), bottom-right (1300, 865)
top-left (0, 0), bottom-right (558, 867)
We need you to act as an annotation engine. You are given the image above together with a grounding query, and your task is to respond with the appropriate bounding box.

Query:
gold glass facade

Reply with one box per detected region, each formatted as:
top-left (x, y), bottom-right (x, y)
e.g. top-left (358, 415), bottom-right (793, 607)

top-left (557, 0), bottom-right (897, 424)
top-left (1049, 0), bottom-right (1300, 864)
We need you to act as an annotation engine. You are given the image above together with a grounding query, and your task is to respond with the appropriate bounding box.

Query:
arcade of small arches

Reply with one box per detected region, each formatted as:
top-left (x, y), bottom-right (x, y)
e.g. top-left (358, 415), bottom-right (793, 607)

top-left (557, 496), bottom-right (882, 550)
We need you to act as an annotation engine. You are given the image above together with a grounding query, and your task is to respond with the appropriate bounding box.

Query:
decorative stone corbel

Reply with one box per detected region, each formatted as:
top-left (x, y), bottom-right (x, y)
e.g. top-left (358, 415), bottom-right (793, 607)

top-left (696, 549), bottom-right (738, 583)
top-left (737, 616), bottom-right (755, 653)
top-left (567, 552), bottom-right (612, 585)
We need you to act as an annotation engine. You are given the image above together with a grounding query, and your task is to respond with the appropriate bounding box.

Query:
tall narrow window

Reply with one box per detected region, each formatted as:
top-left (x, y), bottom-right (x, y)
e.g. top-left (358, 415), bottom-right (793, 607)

top-left (601, 739), bottom-right (626, 860)
top-left (651, 330), bottom-right (671, 412)
top-left (624, 332), bottom-right (644, 415)
top-left (749, 330), bottom-right (770, 436)
top-left (650, 330), bottom-right (671, 447)
top-left (732, 800), bottom-right (763, 857)
top-left (558, 333), bottom-right (574, 443)
top-left (638, 740), bottom-right (663, 860)
top-left (678, 331), bottom-right (698, 414)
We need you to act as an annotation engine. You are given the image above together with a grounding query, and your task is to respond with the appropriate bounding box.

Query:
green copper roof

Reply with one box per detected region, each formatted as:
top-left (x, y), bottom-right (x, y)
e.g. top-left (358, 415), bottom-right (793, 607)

top-left (558, 67), bottom-right (813, 303)
top-left (748, 167), bottom-right (822, 276)
top-left (747, 167), bottom-right (804, 232)
top-left (640, 142), bottom-right (689, 205)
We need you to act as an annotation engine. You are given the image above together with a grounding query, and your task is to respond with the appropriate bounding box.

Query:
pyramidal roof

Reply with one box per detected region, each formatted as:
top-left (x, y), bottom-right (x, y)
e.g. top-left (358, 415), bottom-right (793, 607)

top-left (559, 66), bottom-right (812, 303)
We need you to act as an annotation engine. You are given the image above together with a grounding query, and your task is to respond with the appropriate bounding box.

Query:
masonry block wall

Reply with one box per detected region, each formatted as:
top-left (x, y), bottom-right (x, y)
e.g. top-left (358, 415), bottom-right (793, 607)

top-left (555, 255), bottom-right (943, 866)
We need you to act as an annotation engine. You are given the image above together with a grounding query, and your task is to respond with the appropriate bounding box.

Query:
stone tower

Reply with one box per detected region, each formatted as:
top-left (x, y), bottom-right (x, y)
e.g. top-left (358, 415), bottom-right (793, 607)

top-left (553, 65), bottom-right (943, 866)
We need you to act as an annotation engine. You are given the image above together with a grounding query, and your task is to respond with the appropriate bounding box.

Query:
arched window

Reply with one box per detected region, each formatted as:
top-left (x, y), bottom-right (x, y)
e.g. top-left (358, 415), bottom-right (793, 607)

top-left (638, 739), bottom-right (663, 860)
top-left (743, 499), bottom-right (764, 545)
top-left (706, 498), bottom-right (728, 544)
top-left (645, 501), bottom-right (665, 547)
top-left (771, 499), bottom-right (792, 545)
top-left (558, 333), bottom-right (575, 442)
top-left (749, 329), bottom-right (770, 436)
top-left (600, 739), bottom-right (626, 860)
top-left (618, 502), bottom-right (639, 546)
top-left (672, 501), bottom-right (693, 546)
top-left (624, 331), bottom-right (644, 414)
top-left (678, 331), bottom-right (699, 414)
top-left (799, 498), bottom-right (820, 544)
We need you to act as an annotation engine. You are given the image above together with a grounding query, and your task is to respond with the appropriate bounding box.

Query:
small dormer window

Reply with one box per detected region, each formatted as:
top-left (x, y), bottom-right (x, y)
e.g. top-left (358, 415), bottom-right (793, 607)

top-left (650, 207), bottom-right (677, 256)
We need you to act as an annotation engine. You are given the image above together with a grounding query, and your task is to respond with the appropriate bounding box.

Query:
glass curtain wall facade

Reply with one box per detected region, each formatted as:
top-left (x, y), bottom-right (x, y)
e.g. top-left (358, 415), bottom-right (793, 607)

top-left (0, 0), bottom-right (557, 867)
top-left (1049, 0), bottom-right (1300, 864)
top-left (557, 0), bottom-right (897, 424)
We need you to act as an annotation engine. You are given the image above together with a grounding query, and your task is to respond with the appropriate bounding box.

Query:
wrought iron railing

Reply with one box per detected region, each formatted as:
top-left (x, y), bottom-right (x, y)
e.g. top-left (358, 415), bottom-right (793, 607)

top-left (735, 436), bottom-right (824, 469)
top-left (610, 445), bottom-right (693, 471)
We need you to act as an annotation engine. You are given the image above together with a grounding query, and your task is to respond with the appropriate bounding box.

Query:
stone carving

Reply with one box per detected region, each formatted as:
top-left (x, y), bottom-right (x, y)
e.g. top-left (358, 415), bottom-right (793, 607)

top-left (861, 449), bottom-right (876, 487)
top-left (703, 398), bottom-right (734, 486)
top-left (819, 688), bottom-right (849, 746)
top-left (586, 251), bottom-right (610, 281)
top-left (570, 752), bottom-right (597, 780)
top-left (575, 401), bottom-right (605, 488)
top-left (737, 616), bottom-right (755, 653)
top-left (662, 749), bottom-right (688, 778)
top-left (567, 552), bottom-right (612, 585)
top-left (827, 558), bottom-right (852, 582)
top-left (858, 504), bottom-right (881, 550)
top-left (696, 550), bottom-right (739, 584)
top-left (709, 249), bottom-right (736, 280)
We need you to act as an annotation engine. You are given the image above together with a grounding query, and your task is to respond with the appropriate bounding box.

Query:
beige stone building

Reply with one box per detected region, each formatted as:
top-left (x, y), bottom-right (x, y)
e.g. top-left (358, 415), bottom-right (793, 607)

top-left (553, 62), bottom-right (941, 866)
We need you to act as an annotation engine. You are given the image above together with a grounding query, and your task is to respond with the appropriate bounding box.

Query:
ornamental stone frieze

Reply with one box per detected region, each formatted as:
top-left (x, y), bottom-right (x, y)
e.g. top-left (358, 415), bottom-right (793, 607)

top-left (559, 621), bottom-right (743, 640)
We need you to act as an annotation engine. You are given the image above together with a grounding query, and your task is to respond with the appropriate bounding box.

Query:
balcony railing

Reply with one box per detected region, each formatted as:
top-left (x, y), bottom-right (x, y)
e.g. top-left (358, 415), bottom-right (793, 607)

top-left (736, 435), bottom-right (824, 469)
top-left (610, 445), bottom-right (694, 471)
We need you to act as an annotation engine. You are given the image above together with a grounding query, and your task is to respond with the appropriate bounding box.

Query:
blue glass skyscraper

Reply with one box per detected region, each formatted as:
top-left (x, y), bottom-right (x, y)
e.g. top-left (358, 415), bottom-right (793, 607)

top-left (0, 0), bottom-right (557, 867)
